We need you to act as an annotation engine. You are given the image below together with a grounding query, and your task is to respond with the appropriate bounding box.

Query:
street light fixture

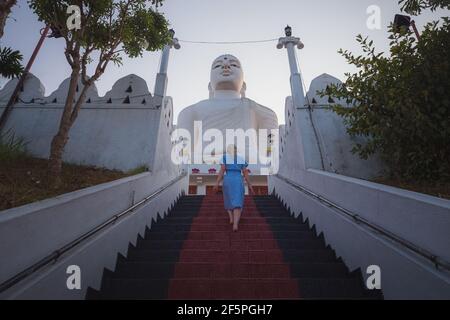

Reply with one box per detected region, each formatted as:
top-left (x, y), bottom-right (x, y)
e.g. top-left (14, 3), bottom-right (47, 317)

top-left (278, 25), bottom-right (304, 49)
top-left (285, 25), bottom-right (292, 37)
top-left (168, 28), bottom-right (181, 49)
top-left (276, 40), bottom-right (283, 49)
top-left (393, 14), bottom-right (421, 40)
top-left (47, 24), bottom-right (63, 38)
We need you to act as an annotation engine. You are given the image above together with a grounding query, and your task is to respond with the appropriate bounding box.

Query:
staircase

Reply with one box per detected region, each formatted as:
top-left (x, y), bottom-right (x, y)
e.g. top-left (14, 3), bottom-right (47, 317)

top-left (87, 195), bottom-right (382, 299)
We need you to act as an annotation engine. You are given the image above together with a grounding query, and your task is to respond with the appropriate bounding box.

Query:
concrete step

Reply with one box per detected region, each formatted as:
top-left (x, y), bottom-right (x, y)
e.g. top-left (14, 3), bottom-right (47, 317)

top-left (125, 249), bottom-right (337, 264)
top-left (86, 195), bottom-right (381, 300)
top-left (149, 223), bottom-right (310, 233)
top-left (88, 277), bottom-right (374, 300)
top-left (136, 238), bottom-right (326, 251)
top-left (112, 262), bottom-right (350, 279)
top-left (144, 230), bottom-right (317, 241)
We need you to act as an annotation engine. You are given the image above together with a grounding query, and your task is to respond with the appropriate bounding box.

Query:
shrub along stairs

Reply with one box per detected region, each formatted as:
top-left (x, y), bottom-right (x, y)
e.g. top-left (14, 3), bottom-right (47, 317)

top-left (87, 195), bottom-right (382, 299)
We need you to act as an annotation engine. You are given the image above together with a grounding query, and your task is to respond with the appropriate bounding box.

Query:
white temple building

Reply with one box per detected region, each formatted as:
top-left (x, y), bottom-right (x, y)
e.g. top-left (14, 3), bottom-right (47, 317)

top-left (0, 28), bottom-right (448, 300)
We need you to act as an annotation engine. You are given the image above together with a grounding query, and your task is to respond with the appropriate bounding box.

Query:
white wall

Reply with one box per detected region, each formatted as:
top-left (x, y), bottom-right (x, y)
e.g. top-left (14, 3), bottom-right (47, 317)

top-left (197, 184), bottom-right (206, 195)
top-left (269, 171), bottom-right (450, 299)
top-left (272, 72), bottom-right (450, 298)
top-left (0, 73), bottom-right (175, 172)
top-left (0, 171), bottom-right (188, 300)
top-left (280, 74), bottom-right (383, 180)
top-left (0, 72), bottom-right (185, 299)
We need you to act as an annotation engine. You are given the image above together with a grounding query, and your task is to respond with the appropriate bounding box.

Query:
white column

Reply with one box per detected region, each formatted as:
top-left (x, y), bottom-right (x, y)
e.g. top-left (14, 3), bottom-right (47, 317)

top-left (159, 45), bottom-right (171, 75)
top-left (286, 42), bottom-right (300, 75)
top-left (277, 28), bottom-right (306, 109)
top-left (154, 31), bottom-right (181, 100)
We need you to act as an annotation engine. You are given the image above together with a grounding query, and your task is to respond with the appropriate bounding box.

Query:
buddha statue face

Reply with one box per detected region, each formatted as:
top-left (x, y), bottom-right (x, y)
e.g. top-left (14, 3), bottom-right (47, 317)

top-left (210, 54), bottom-right (244, 93)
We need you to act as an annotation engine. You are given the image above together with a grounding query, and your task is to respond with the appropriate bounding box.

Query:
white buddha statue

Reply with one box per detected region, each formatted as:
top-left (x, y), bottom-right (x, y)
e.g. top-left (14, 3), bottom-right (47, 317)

top-left (177, 54), bottom-right (278, 164)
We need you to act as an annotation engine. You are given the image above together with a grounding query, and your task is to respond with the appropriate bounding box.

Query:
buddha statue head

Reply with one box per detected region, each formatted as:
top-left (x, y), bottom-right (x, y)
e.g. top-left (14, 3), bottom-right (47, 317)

top-left (209, 54), bottom-right (246, 99)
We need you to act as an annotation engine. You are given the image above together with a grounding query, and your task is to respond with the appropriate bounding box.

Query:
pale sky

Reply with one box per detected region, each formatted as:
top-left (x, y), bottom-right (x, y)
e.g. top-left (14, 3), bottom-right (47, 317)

top-left (1, 0), bottom-right (448, 124)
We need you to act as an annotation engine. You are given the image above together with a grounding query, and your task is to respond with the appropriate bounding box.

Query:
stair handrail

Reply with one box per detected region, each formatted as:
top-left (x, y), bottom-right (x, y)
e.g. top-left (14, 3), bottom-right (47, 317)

top-left (0, 172), bottom-right (187, 294)
top-left (274, 174), bottom-right (450, 272)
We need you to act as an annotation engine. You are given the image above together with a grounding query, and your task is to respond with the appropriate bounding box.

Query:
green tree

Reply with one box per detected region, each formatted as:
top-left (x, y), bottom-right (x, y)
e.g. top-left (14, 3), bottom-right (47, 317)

top-left (322, 18), bottom-right (450, 181)
top-left (399, 0), bottom-right (450, 15)
top-left (28, 0), bottom-right (171, 184)
top-left (0, 0), bottom-right (23, 79)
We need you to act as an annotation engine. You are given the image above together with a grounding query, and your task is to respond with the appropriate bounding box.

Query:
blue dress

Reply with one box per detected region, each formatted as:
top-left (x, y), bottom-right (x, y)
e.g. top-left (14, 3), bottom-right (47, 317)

top-left (221, 154), bottom-right (248, 210)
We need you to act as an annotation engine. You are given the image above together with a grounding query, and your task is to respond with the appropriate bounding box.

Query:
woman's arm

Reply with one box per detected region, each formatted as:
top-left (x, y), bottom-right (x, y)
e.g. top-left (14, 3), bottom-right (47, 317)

top-left (243, 168), bottom-right (255, 195)
top-left (213, 165), bottom-right (226, 192)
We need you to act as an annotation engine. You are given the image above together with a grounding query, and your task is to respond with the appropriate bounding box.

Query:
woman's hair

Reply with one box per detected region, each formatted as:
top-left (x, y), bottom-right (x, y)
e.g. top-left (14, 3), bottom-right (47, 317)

top-left (226, 144), bottom-right (237, 155)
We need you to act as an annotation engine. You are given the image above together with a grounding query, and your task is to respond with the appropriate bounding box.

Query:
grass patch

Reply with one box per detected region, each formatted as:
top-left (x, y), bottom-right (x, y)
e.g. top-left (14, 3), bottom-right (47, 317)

top-left (0, 156), bottom-right (133, 211)
top-left (127, 165), bottom-right (149, 175)
top-left (0, 129), bottom-right (29, 162)
top-left (372, 177), bottom-right (450, 200)
top-left (0, 130), bottom-right (152, 211)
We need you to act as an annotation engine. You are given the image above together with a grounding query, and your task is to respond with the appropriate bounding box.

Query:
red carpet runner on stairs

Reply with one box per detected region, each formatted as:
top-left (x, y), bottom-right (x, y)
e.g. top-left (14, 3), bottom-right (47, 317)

top-left (167, 195), bottom-right (301, 299)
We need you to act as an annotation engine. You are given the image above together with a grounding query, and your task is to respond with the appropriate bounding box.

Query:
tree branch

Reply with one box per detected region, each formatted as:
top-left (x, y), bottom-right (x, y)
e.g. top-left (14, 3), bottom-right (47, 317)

top-left (0, 0), bottom-right (17, 38)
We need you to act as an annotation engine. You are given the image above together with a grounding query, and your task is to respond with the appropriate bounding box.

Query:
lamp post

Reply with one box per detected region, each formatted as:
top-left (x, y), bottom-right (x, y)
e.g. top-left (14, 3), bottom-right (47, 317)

top-left (394, 14), bottom-right (421, 40)
top-left (276, 25), bottom-right (305, 110)
top-left (154, 29), bottom-right (181, 101)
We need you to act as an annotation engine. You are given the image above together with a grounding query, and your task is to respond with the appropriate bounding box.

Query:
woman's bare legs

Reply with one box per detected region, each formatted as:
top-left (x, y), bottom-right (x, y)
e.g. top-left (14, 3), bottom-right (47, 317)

top-left (233, 208), bottom-right (242, 231)
top-left (227, 210), bottom-right (233, 224)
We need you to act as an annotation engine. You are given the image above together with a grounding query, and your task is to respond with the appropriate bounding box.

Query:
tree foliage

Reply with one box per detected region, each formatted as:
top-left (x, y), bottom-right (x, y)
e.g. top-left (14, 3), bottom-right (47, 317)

top-left (0, 0), bottom-right (17, 38)
top-left (28, 0), bottom-right (171, 86)
top-left (0, 46), bottom-right (22, 79)
top-left (322, 18), bottom-right (450, 181)
top-left (27, 0), bottom-right (171, 181)
top-left (399, 0), bottom-right (450, 15)
top-left (0, 0), bottom-right (23, 79)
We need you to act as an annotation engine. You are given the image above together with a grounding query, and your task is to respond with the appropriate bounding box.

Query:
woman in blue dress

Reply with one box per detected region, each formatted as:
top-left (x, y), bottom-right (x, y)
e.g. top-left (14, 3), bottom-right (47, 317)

top-left (213, 145), bottom-right (255, 231)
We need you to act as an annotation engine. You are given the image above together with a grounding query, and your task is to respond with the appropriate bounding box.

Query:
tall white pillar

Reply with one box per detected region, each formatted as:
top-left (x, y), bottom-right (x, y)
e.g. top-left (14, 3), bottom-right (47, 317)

top-left (277, 26), bottom-right (306, 109)
top-left (154, 29), bottom-right (181, 101)
top-left (159, 46), bottom-right (171, 75)
top-left (149, 30), bottom-right (181, 174)
top-left (286, 42), bottom-right (300, 74)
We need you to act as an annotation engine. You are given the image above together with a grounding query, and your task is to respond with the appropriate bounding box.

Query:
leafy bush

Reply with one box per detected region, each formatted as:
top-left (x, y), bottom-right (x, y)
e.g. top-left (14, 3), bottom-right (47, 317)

top-left (322, 19), bottom-right (450, 181)
top-left (399, 0), bottom-right (450, 15)
top-left (0, 129), bottom-right (28, 161)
